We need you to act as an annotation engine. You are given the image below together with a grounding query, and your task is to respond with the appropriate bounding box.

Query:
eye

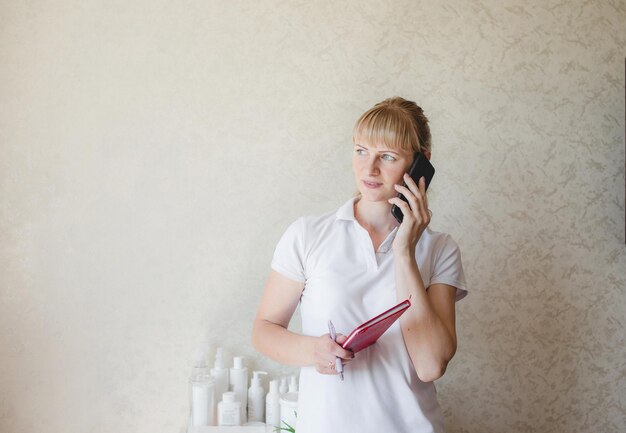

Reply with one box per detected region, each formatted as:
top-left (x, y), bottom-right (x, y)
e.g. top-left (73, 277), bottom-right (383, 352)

top-left (355, 148), bottom-right (367, 156)
top-left (381, 154), bottom-right (397, 161)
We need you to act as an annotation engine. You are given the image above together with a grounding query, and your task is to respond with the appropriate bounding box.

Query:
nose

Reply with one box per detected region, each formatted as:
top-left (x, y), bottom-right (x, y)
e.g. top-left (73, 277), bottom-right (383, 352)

top-left (365, 156), bottom-right (380, 175)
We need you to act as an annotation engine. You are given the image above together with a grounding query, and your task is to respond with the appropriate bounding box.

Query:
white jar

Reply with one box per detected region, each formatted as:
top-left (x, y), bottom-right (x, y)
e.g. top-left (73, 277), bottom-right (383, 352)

top-left (279, 392), bottom-right (298, 431)
top-left (218, 391), bottom-right (242, 426)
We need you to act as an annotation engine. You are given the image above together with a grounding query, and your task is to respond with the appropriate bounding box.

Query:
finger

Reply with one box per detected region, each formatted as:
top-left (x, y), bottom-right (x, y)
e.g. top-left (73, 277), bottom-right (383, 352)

top-left (316, 354), bottom-right (339, 372)
top-left (337, 351), bottom-right (354, 364)
top-left (388, 197), bottom-right (416, 223)
top-left (316, 361), bottom-right (337, 375)
top-left (394, 184), bottom-right (420, 217)
top-left (335, 334), bottom-right (348, 344)
top-left (333, 334), bottom-right (355, 359)
top-left (421, 203), bottom-right (430, 227)
top-left (417, 177), bottom-right (430, 224)
top-left (403, 173), bottom-right (421, 196)
top-left (326, 361), bottom-right (339, 374)
top-left (399, 175), bottom-right (425, 208)
top-left (320, 335), bottom-right (353, 361)
top-left (404, 173), bottom-right (427, 203)
top-left (421, 177), bottom-right (429, 208)
top-left (331, 341), bottom-right (355, 360)
top-left (406, 176), bottom-right (428, 217)
top-left (314, 337), bottom-right (339, 364)
top-left (323, 339), bottom-right (342, 361)
top-left (416, 175), bottom-right (426, 192)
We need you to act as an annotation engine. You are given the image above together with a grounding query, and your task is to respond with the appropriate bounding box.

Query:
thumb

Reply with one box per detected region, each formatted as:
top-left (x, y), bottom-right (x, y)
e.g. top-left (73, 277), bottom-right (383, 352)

top-left (335, 333), bottom-right (348, 345)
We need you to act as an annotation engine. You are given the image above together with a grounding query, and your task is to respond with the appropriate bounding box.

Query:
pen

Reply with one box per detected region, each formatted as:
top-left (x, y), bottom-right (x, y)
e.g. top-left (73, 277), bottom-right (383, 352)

top-left (327, 320), bottom-right (344, 381)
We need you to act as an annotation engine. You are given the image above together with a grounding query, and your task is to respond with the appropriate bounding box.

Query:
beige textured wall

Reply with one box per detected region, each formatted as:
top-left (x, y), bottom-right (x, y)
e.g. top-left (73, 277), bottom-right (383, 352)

top-left (1, 1), bottom-right (625, 432)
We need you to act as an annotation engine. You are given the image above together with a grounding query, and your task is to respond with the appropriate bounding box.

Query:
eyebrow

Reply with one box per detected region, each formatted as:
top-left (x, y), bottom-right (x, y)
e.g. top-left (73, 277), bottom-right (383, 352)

top-left (355, 144), bottom-right (400, 155)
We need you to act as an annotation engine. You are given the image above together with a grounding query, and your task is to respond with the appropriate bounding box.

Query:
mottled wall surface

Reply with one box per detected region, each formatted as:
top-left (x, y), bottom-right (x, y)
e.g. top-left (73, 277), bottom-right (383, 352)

top-left (1, 1), bottom-right (624, 432)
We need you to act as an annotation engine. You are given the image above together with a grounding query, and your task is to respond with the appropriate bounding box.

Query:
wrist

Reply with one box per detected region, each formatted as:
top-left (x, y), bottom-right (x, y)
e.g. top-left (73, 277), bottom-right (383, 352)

top-left (394, 249), bottom-right (416, 262)
top-left (394, 252), bottom-right (422, 279)
top-left (304, 335), bottom-right (320, 365)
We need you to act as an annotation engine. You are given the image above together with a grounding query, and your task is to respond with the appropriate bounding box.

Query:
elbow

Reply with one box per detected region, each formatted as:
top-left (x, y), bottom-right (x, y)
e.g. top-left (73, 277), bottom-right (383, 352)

top-left (416, 346), bottom-right (455, 382)
top-left (416, 361), bottom-right (448, 382)
top-left (413, 332), bottom-right (457, 382)
top-left (251, 319), bottom-right (263, 353)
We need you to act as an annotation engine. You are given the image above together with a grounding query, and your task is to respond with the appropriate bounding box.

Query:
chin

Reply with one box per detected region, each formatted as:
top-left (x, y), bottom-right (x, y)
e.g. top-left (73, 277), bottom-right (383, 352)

top-left (360, 190), bottom-right (393, 203)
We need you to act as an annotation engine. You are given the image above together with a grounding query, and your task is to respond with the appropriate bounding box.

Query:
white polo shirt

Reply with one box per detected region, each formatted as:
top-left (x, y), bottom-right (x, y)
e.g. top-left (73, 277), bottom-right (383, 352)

top-left (271, 197), bottom-right (467, 433)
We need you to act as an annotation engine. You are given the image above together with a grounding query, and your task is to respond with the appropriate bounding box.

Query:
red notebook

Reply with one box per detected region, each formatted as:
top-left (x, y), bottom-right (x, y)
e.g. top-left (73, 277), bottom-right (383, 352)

top-left (341, 298), bottom-right (411, 353)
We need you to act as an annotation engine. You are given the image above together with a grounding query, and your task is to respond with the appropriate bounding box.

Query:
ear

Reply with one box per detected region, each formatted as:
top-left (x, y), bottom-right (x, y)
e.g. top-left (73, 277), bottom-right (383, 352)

top-left (424, 150), bottom-right (432, 160)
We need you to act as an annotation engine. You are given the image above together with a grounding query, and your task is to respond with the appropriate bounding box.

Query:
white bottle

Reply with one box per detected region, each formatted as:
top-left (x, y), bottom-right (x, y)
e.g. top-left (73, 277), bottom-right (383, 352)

top-left (247, 371), bottom-right (268, 422)
top-left (279, 377), bottom-right (288, 395)
top-left (288, 375), bottom-right (298, 393)
top-left (189, 348), bottom-right (215, 426)
top-left (210, 348), bottom-right (229, 423)
top-left (280, 392), bottom-right (298, 431)
top-left (265, 379), bottom-right (281, 428)
top-left (218, 391), bottom-right (241, 426)
top-left (229, 356), bottom-right (248, 423)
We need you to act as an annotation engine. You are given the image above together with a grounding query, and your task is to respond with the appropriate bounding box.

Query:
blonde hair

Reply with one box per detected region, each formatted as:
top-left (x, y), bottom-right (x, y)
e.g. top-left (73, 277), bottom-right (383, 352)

top-left (353, 97), bottom-right (431, 154)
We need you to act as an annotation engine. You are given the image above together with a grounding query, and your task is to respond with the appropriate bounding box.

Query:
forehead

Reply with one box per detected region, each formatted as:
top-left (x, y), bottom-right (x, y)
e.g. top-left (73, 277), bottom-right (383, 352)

top-left (354, 139), bottom-right (397, 151)
top-left (353, 137), bottom-right (411, 156)
top-left (353, 121), bottom-right (416, 154)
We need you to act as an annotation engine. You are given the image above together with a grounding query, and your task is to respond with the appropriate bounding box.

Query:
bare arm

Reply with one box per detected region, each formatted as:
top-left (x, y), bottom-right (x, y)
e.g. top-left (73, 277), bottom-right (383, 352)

top-left (394, 254), bottom-right (457, 382)
top-left (389, 174), bottom-right (458, 382)
top-left (251, 270), bottom-right (353, 370)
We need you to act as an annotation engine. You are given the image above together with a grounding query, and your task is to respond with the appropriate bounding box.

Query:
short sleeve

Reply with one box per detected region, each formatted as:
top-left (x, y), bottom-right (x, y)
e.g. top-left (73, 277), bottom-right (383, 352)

top-left (430, 235), bottom-right (468, 301)
top-left (270, 217), bottom-right (306, 283)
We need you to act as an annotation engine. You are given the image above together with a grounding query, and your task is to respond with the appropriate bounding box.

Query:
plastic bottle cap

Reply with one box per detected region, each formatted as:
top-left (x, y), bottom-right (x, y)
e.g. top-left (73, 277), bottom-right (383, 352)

top-left (280, 392), bottom-right (298, 405)
top-left (233, 356), bottom-right (244, 369)
top-left (279, 377), bottom-right (288, 393)
top-left (195, 347), bottom-right (208, 368)
top-left (214, 347), bottom-right (224, 369)
top-left (289, 375), bottom-right (298, 392)
top-left (251, 371), bottom-right (268, 387)
top-left (269, 380), bottom-right (279, 393)
top-left (222, 391), bottom-right (236, 403)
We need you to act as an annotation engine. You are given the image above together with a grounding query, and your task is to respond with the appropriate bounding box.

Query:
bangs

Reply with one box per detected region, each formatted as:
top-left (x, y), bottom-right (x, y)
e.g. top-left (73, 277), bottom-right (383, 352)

top-left (353, 107), bottom-right (420, 154)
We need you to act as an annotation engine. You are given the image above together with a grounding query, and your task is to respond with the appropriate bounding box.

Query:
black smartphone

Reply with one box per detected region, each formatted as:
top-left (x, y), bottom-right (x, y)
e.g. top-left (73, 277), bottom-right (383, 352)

top-left (391, 152), bottom-right (435, 224)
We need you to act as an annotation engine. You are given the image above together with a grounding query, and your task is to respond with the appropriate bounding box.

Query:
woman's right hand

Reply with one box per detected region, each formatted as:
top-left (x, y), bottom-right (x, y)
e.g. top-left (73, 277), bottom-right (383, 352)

top-left (313, 333), bottom-right (355, 375)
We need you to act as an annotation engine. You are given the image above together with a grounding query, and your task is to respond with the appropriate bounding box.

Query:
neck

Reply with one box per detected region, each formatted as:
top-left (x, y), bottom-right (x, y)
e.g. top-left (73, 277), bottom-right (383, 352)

top-left (354, 196), bottom-right (398, 234)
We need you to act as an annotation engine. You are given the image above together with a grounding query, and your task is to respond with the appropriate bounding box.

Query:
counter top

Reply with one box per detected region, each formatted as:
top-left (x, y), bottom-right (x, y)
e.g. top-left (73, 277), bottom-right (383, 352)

top-left (188, 425), bottom-right (273, 433)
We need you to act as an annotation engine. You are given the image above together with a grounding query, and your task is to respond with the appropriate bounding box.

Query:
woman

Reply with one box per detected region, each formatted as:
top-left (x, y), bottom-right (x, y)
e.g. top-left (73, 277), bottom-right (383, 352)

top-left (252, 97), bottom-right (468, 433)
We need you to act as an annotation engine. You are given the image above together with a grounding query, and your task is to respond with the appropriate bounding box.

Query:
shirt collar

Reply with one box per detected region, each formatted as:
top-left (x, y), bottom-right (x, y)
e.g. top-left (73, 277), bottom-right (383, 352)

top-left (336, 196), bottom-right (400, 255)
top-left (335, 197), bottom-right (359, 221)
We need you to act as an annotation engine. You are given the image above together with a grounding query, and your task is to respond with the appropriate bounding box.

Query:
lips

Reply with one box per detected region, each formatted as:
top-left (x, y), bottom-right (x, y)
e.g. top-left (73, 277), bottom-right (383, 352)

top-left (363, 180), bottom-right (383, 189)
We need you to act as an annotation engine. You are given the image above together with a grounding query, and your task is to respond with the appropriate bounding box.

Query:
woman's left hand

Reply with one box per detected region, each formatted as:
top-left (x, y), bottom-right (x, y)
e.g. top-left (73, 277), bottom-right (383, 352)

top-left (388, 173), bottom-right (431, 254)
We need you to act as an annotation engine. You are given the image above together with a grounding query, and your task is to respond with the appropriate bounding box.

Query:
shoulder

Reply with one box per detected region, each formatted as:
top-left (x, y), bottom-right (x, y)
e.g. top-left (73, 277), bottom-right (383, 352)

top-left (420, 227), bottom-right (467, 300)
top-left (299, 208), bottom-right (337, 232)
top-left (419, 228), bottom-right (461, 256)
top-left (285, 199), bottom-right (350, 236)
top-left (279, 211), bottom-right (334, 236)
